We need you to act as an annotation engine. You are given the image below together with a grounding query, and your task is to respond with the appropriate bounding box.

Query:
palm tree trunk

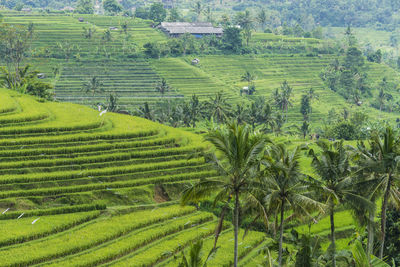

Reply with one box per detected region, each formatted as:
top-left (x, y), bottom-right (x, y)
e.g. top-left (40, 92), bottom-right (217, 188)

top-left (367, 209), bottom-right (375, 259)
top-left (379, 177), bottom-right (391, 259)
top-left (330, 205), bottom-right (336, 267)
top-left (278, 201), bottom-right (285, 267)
top-left (213, 196), bottom-right (231, 250)
top-left (233, 190), bottom-right (239, 267)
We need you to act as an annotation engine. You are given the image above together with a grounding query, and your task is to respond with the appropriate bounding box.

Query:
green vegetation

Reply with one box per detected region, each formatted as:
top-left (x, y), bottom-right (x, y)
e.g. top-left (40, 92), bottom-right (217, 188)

top-left (2, 1), bottom-right (400, 265)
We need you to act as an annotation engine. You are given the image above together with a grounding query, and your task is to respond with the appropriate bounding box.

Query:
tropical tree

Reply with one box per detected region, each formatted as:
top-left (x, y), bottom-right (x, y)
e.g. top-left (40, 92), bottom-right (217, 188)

top-left (204, 91), bottom-right (231, 124)
top-left (186, 94), bottom-right (202, 128)
top-left (352, 127), bottom-right (400, 259)
top-left (235, 10), bottom-right (253, 46)
top-left (156, 78), bottom-right (170, 96)
top-left (300, 94), bottom-right (311, 121)
top-left (309, 140), bottom-right (373, 267)
top-left (377, 78), bottom-right (388, 112)
top-left (273, 80), bottom-right (293, 118)
top-left (149, 2), bottom-right (167, 24)
top-left (352, 240), bottom-right (390, 267)
top-left (257, 9), bottom-right (267, 31)
top-left (241, 70), bottom-right (256, 87)
top-left (181, 122), bottom-right (267, 267)
top-left (233, 103), bottom-right (246, 124)
top-left (178, 239), bottom-right (216, 267)
top-left (103, 0), bottom-right (122, 15)
top-left (81, 76), bottom-right (104, 96)
top-left (137, 102), bottom-right (153, 120)
top-left (300, 120), bottom-right (310, 139)
top-left (204, 6), bottom-right (213, 23)
top-left (193, 1), bottom-right (202, 22)
top-left (257, 144), bottom-right (324, 266)
top-left (0, 23), bottom-right (32, 88)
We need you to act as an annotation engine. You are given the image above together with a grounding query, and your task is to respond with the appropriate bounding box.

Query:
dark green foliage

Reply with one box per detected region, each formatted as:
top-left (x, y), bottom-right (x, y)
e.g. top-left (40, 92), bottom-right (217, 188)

top-left (143, 42), bottom-right (161, 58)
top-left (103, 0), bottom-right (122, 15)
top-left (102, 29), bottom-right (112, 42)
top-left (321, 47), bottom-right (371, 104)
top-left (135, 7), bottom-right (149, 19)
top-left (300, 95), bottom-right (311, 121)
top-left (273, 80), bottom-right (293, 116)
top-left (383, 208), bottom-right (400, 265)
top-left (168, 8), bottom-right (181, 22)
top-left (367, 49), bottom-right (382, 63)
top-left (222, 27), bottom-right (242, 52)
top-left (149, 3), bottom-right (167, 24)
top-left (295, 234), bottom-right (322, 267)
top-left (76, 0), bottom-right (94, 14)
top-left (331, 121), bottom-right (357, 140)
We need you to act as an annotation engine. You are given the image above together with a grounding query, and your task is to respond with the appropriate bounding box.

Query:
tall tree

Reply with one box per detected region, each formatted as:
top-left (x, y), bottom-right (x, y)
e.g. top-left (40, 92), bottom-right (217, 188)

top-left (235, 10), bottom-right (253, 46)
top-left (352, 127), bottom-right (400, 259)
top-left (309, 141), bottom-right (373, 267)
top-left (149, 3), bottom-right (167, 24)
top-left (187, 94), bottom-right (202, 128)
top-left (258, 144), bottom-right (323, 266)
top-left (137, 102), bottom-right (153, 120)
top-left (103, 0), bottom-right (122, 15)
top-left (181, 122), bottom-right (267, 267)
top-left (76, 0), bottom-right (94, 14)
top-left (204, 91), bottom-right (231, 124)
top-left (193, 1), bottom-right (202, 22)
top-left (156, 78), bottom-right (170, 96)
top-left (257, 9), bottom-right (267, 31)
top-left (0, 23), bottom-right (32, 89)
top-left (300, 94), bottom-right (311, 121)
top-left (81, 76), bottom-right (104, 96)
top-left (222, 27), bottom-right (242, 52)
top-left (241, 70), bottom-right (256, 87)
top-left (273, 80), bottom-right (293, 118)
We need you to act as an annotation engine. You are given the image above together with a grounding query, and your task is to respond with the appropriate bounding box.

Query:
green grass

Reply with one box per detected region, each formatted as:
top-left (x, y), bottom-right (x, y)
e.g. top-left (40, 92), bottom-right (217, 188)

top-left (0, 88), bottom-right (267, 265)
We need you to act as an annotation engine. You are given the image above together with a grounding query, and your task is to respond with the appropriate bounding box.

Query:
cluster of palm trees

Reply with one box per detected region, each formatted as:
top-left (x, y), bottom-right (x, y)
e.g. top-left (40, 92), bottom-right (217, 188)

top-left (181, 122), bottom-right (400, 266)
top-left (136, 92), bottom-right (289, 133)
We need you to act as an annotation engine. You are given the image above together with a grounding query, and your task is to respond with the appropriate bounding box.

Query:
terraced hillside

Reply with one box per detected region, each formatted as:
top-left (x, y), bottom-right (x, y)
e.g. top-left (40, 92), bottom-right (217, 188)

top-left (55, 60), bottom-right (184, 108)
top-left (186, 54), bottom-right (400, 125)
top-left (2, 12), bottom-right (174, 111)
top-left (0, 88), bottom-right (270, 266)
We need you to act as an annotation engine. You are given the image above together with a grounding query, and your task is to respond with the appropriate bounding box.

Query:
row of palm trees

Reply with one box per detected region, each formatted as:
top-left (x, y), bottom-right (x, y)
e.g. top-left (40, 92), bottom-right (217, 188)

top-left (181, 122), bottom-right (400, 266)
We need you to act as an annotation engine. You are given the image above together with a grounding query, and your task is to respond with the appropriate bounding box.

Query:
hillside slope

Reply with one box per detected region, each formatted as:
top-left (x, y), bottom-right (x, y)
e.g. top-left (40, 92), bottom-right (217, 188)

top-left (0, 88), bottom-right (268, 266)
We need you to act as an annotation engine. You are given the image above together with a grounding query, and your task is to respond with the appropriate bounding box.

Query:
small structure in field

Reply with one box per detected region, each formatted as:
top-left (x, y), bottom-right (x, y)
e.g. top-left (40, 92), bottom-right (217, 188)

top-left (21, 7), bottom-right (32, 12)
top-left (241, 86), bottom-right (249, 95)
top-left (61, 6), bottom-right (75, 12)
top-left (191, 58), bottom-right (200, 65)
top-left (78, 17), bottom-right (84, 22)
top-left (109, 27), bottom-right (118, 31)
top-left (37, 73), bottom-right (46, 79)
top-left (158, 22), bottom-right (223, 38)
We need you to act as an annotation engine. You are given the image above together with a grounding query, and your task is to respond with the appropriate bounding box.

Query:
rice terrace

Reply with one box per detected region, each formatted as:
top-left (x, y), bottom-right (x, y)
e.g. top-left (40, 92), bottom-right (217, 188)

top-left (1, 0), bottom-right (400, 266)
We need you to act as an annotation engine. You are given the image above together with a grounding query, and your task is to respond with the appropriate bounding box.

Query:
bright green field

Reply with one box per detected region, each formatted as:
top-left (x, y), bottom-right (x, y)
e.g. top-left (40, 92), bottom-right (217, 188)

top-left (0, 88), bottom-right (272, 266)
top-left (2, 12), bottom-right (400, 128)
top-left (0, 87), bottom-right (365, 264)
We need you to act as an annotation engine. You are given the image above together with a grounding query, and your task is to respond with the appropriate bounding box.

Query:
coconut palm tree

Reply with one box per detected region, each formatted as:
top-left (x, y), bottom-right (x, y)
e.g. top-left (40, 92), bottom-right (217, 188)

top-left (351, 127), bottom-right (400, 259)
top-left (273, 80), bottom-right (293, 119)
top-left (178, 239), bottom-right (217, 267)
top-left (156, 78), bottom-right (170, 96)
top-left (241, 70), bottom-right (255, 88)
top-left (181, 122), bottom-right (267, 267)
top-left (309, 140), bottom-right (373, 267)
top-left (204, 91), bottom-right (231, 124)
top-left (352, 240), bottom-right (389, 267)
top-left (258, 144), bottom-right (324, 266)
top-left (81, 76), bottom-right (104, 96)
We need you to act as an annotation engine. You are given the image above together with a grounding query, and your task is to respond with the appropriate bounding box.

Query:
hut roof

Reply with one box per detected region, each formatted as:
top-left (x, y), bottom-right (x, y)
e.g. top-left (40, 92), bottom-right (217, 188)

top-left (159, 22), bottom-right (223, 35)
